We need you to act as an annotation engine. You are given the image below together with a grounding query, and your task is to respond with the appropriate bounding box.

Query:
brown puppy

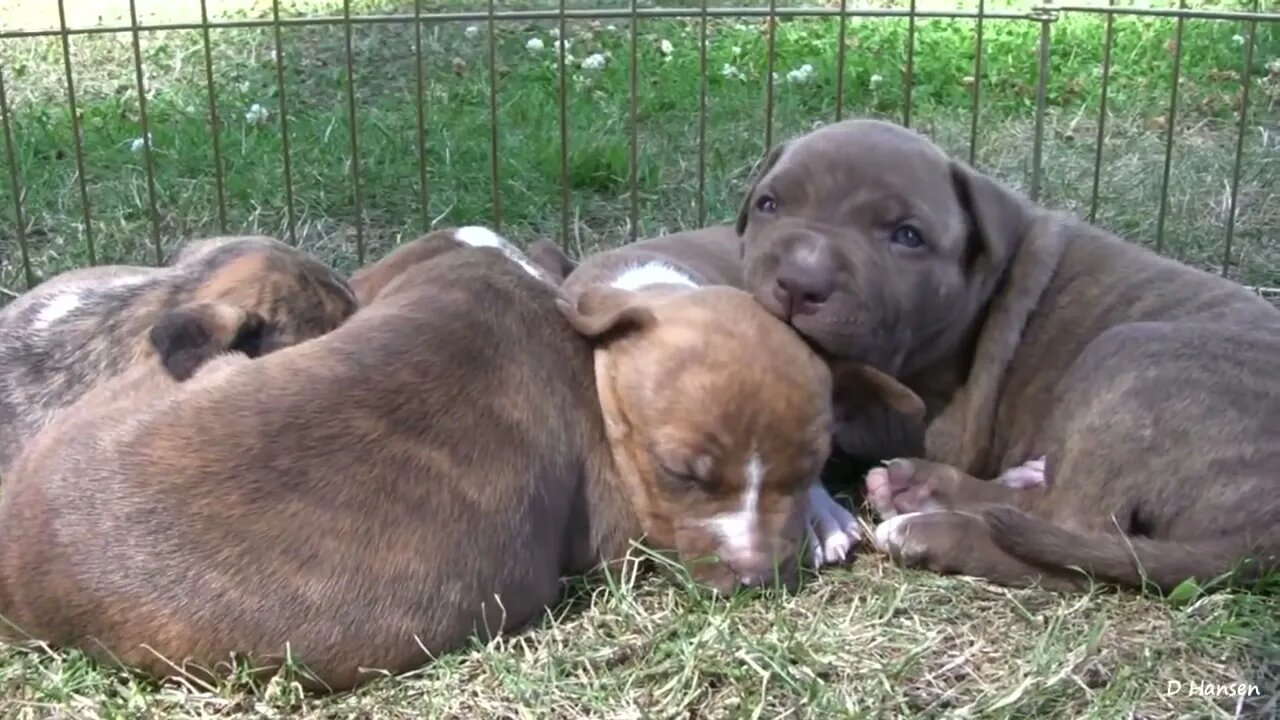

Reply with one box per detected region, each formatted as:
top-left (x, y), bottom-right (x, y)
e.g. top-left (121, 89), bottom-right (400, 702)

top-left (544, 226), bottom-right (925, 568)
top-left (737, 118), bottom-right (1280, 593)
top-left (0, 226), bottom-right (839, 690)
top-left (529, 225), bottom-right (745, 290)
top-left (0, 235), bottom-right (357, 474)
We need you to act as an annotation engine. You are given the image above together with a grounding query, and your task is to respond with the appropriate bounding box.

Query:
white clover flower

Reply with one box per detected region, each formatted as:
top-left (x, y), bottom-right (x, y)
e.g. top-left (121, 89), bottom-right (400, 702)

top-left (659, 38), bottom-right (673, 56)
top-left (550, 27), bottom-right (560, 38)
top-left (731, 45), bottom-right (742, 56)
top-left (129, 133), bottom-right (153, 153)
top-left (785, 63), bottom-right (814, 84)
top-left (245, 103), bottom-right (270, 126)
top-left (554, 39), bottom-right (571, 55)
top-left (581, 52), bottom-right (608, 70)
top-left (526, 37), bottom-right (544, 52)
top-left (606, 24), bottom-right (618, 32)
top-left (1232, 34), bottom-right (1245, 46)
top-left (869, 73), bottom-right (884, 90)
top-left (721, 63), bottom-right (744, 81)
top-left (465, 25), bottom-right (480, 39)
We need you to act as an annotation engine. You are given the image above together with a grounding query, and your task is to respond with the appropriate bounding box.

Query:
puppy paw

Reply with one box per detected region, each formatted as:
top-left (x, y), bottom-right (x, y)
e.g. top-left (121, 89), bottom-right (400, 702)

top-left (995, 455), bottom-right (1047, 489)
top-left (805, 484), bottom-right (858, 568)
top-left (864, 458), bottom-right (948, 519)
top-left (872, 512), bottom-right (926, 557)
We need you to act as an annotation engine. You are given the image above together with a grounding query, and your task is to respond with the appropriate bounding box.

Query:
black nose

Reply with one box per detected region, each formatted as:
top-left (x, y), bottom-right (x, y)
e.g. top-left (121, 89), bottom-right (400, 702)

top-left (773, 243), bottom-right (837, 319)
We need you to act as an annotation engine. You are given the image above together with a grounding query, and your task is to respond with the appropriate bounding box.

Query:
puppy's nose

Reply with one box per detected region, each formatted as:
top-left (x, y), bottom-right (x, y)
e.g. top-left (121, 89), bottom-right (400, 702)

top-left (772, 238), bottom-right (837, 319)
top-left (729, 552), bottom-right (781, 590)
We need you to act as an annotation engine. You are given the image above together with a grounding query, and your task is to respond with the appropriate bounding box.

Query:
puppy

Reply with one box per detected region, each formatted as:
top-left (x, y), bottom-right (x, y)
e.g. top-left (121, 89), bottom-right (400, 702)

top-left (542, 226), bottom-right (925, 568)
top-left (0, 226), bottom-right (841, 691)
top-left (0, 235), bottom-right (358, 474)
top-left (736, 117), bottom-right (1280, 593)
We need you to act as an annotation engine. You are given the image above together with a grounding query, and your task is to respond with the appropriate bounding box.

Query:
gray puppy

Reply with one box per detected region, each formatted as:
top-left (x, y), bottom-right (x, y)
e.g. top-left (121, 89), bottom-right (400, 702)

top-left (736, 118), bottom-right (1279, 593)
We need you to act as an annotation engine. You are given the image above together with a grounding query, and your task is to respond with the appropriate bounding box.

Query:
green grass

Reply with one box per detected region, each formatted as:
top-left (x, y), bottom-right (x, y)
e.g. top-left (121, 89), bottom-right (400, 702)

top-left (1, 0), bottom-right (1279, 717)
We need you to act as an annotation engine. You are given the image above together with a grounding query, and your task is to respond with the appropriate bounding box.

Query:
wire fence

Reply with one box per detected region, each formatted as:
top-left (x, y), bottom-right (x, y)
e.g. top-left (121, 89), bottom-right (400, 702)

top-left (0, 1), bottom-right (1277, 295)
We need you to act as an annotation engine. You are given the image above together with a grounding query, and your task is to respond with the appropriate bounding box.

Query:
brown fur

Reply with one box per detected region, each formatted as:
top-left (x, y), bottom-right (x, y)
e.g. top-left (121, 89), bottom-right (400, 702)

top-left (0, 228), bottom-right (843, 690)
top-left (738, 118), bottom-right (1280, 593)
top-left (0, 236), bottom-right (358, 474)
top-left (537, 225), bottom-right (745, 300)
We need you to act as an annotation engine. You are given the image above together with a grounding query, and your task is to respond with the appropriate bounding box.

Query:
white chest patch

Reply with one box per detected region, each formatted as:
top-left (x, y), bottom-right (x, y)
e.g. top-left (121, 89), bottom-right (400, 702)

top-left (32, 293), bottom-right (82, 330)
top-left (705, 452), bottom-right (766, 552)
top-left (609, 261), bottom-right (698, 291)
top-left (454, 225), bottom-right (546, 280)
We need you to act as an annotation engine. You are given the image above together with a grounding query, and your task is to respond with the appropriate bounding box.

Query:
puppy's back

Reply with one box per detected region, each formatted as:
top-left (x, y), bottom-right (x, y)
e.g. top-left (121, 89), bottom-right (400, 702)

top-left (561, 225), bottom-right (744, 301)
top-left (0, 249), bottom-right (601, 690)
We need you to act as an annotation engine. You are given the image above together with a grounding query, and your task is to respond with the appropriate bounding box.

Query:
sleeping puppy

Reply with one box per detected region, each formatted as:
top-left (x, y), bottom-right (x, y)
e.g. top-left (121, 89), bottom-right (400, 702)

top-left (0, 227), bottom-right (844, 691)
top-left (737, 117), bottom-right (1280, 593)
top-left (538, 226), bottom-right (926, 568)
top-left (0, 235), bottom-right (357, 474)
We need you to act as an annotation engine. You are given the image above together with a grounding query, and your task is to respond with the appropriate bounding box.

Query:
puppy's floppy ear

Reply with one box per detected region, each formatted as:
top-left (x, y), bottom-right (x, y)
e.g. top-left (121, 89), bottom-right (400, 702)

top-left (949, 160), bottom-right (1032, 274)
top-left (149, 302), bottom-right (268, 381)
top-left (526, 239), bottom-right (577, 284)
top-left (735, 141), bottom-right (789, 236)
top-left (556, 286), bottom-right (656, 341)
top-left (830, 361), bottom-right (926, 423)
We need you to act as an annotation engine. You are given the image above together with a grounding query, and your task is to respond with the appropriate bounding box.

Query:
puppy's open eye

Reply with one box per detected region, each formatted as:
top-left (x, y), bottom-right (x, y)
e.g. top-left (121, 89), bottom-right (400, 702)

top-left (755, 194), bottom-right (778, 214)
top-left (890, 224), bottom-right (925, 249)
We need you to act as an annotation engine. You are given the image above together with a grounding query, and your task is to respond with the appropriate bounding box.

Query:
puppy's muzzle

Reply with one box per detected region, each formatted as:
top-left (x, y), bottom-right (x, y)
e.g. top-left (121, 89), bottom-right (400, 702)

top-left (771, 232), bottom-right (839, 321)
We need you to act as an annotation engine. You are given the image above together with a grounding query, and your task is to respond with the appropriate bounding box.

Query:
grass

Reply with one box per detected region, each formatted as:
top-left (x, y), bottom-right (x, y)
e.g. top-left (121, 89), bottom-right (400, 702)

top-left (0, 0), bottom-right (1278, 716)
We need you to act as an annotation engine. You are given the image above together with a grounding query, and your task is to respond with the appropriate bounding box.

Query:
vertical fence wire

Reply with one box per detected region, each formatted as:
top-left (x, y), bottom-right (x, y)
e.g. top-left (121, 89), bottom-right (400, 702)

top-left (1154, 0), bottom-right (1186, 255)
top-left (1087, 0), bottom-right (1116, 222)
top-left (487, 0), bottom-right (502, 230)
top-left (557, 0), bottom-right (570, 246)
top-left (0, 65), bottom-right (34, 290)
top-left (967, 0), bottom-right (985, 164)
top-left (342, 0), bottom-right (365, 265)
top-left (903, 0), bottom-right (917, 128)
top-left (1223, 0), bottom-right (1258, 278)
top-left (697, 0), bottom-right (708, 226)
top-left (835, 0), bottom-right (848, 121)
top-left (128, 0), bottom-right (163, 265)
top-left (414, 0), bottom-right (429, 232)
top-left (271, 0), bottom-right (298, 244)
top-left (1030, 2), bottom-right (1052, 202)
top-left (764, 0), bottom-right (777, 150)
top-left (199, 0), bottom-right (228, 235)
top-left (58, 0), bottom-right (96, 264)
top-left (628, 0), bottom-right (639, 242)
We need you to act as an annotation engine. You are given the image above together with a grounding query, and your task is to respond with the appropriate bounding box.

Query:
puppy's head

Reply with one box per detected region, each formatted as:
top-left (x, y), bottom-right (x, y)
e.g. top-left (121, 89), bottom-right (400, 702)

top-left (736, 118), bottom-right (1033, 374)
top-left (560, 284), bottom-right (835, 594)
top-left (174, 237), bottom-right (358, 367)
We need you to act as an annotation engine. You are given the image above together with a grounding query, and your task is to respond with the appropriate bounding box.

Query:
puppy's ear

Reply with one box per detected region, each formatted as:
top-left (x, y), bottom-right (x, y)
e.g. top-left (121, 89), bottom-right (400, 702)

top-left (949, 160), bottom-right (1032, 274)
top-left (526, 240), bottom-right (576, 284)
top-left (149, 302), bottom-right (268, 381)
top-left (831, 361), bottom-right (926, 423)
top-left (735, 141), bottom-right (789, 236)
top-left (556, 286), bottom-right (656, 341)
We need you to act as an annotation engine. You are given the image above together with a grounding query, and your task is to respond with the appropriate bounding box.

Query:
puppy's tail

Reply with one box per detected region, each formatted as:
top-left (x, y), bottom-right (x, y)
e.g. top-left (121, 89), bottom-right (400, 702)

top-left (981, 506), bottom-right (1278, 593)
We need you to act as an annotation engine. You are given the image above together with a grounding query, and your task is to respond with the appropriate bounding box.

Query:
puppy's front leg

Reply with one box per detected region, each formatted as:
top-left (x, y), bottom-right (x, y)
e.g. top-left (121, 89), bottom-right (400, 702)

top-left (865, 458), bottom-right (1043, 519)
top-left (806, 483), bottom-right (859, 568)
top-left (871, 509), bottom-right (1086, 592)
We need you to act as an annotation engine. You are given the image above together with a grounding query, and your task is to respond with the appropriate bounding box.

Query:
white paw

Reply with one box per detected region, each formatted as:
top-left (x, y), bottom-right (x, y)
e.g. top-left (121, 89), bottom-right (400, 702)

top-left (806, 484), bottom-right (858, 568)
top-left (996, 455), bottom-right (1047, 488)
top-left (872, 511), bottom-right (929, 555)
